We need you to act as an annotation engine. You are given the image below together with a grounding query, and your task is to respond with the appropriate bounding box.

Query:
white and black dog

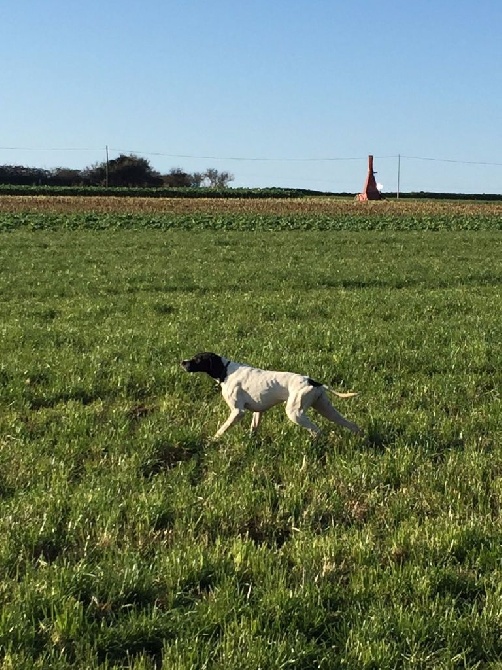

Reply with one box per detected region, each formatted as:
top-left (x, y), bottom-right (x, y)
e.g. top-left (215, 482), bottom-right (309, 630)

top-left (181, 352), bottom-right (361, 439)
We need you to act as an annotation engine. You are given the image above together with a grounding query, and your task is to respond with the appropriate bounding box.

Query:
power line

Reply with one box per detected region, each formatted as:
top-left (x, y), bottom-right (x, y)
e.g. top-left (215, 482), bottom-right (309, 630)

top-left (401, 155), bottom-right (502, 167)
top-left (109, 149), bottom-right (377, 162)
top-left (0, 146), bottom-right (101, 152)
top-left (0, 146), bottom-right (376, 161)
top-left (1, 145), bottom-right (502, 167)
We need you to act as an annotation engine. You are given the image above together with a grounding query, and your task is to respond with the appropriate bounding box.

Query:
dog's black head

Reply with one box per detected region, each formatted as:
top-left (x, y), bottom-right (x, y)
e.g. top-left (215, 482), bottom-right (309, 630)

top-left (181, 352), bottom-right (229, 382)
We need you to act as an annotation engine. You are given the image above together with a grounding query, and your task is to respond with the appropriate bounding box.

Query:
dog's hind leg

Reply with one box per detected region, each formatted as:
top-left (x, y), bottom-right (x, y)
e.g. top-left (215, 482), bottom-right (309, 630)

top-left (286, 412), bottom-right (321, 437)
top-left (313, 393), bottom-right (361, 434)
top-left (286, 408), bottom-right (321, 436)
top-left (285, 398), bottom-right (321, 437)
top-left (285, 388), bottom-right (322, 437)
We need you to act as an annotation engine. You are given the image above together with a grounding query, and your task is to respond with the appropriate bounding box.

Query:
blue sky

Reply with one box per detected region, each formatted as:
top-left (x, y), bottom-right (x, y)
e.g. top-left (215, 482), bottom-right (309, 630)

top-left (2, 1), bottom-right (501, 193)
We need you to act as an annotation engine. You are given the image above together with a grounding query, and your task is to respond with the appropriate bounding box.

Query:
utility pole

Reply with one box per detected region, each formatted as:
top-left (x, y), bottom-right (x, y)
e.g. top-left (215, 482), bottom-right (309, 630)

top-left (105, 145), bottom-right (109, 187)
top-left (397, 154), bottom-right (401, 199)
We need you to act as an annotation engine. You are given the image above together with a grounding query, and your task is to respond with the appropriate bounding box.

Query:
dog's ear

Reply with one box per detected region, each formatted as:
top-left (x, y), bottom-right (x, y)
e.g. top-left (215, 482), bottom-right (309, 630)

top-left (206, 355), bottom-right (216, 376)
top-left (206, 353), bottom-right (228, 382)
top-left (208, 353), bottom-right (223, 379)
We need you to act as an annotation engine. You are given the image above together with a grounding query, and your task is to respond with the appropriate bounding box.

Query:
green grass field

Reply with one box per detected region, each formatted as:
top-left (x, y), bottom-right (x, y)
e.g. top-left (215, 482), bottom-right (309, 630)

top-left (0, 212), bottom-right (501, 667)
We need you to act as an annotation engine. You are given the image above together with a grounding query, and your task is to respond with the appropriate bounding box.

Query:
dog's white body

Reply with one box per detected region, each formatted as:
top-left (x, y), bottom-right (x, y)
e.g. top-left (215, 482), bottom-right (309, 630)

top-left (181, 353), bottom-right (360, 438)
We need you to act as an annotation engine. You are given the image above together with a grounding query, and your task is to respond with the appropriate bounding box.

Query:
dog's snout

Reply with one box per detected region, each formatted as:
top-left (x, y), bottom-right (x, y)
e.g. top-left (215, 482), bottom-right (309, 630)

top-left (181, 359), bottom-right (195, 372)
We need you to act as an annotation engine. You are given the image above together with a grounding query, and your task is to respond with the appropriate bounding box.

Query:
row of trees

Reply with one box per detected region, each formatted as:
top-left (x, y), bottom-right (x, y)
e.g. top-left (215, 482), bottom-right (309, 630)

top-left (0, 154), bottom-right (234, 188)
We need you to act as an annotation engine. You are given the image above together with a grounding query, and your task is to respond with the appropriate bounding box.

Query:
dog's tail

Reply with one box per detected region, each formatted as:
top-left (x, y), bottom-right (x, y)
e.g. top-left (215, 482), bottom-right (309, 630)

top-left (324, 386), bottom-right (358, 398)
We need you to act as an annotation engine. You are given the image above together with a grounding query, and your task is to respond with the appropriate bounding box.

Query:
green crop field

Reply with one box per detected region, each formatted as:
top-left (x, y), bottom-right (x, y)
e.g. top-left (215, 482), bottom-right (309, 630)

top-left (0, 197), bottom-right (501, 668)
top-left (0, 194), bottom-right (501, 231)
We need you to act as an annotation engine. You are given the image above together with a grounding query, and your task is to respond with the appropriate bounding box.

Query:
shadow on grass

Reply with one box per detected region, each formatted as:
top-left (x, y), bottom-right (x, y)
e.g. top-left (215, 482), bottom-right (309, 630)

top-left (364, 419), bottom-right (403, 451)
top-left (139, 432), bottom-right (207, 482)
top-left (240, 516), bottom-right (292, 549)
top-left (126, 403), bottom-right (157, 422)
top-left (407, 428), bottom-right (467, 463)
top-left (97, 624), bottom-right (169, 669)
top-left (27, 387), bottom-right (101, 410)
top-left (364, 420), bottom-right (468, 460)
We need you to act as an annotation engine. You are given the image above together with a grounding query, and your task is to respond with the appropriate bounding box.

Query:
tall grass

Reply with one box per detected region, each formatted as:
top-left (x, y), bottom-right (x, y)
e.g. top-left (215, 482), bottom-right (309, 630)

top-left (0, 227), bottom-right (501, 668)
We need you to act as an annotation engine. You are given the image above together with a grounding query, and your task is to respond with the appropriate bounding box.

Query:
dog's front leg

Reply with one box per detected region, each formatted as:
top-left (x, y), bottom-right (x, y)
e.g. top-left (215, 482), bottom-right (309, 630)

top-left (250, 412), bottom-right (262, 434)
top-left (213, 408), bottom-right (245, 439)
